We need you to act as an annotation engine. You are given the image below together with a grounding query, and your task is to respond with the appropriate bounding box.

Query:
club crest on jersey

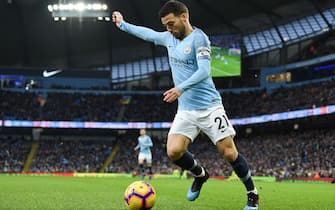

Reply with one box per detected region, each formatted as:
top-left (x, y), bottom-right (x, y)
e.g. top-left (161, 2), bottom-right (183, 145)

top-left (184, 46), bottom-right (191, 54)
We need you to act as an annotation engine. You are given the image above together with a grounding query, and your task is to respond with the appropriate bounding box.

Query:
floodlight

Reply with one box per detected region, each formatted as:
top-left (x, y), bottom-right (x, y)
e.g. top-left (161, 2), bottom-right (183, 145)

top-left (47, 2), bottom-right (111, 21)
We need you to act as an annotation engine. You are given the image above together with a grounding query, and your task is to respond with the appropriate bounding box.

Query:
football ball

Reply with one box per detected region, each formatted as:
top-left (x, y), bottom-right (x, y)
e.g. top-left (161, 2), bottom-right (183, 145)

top-left (124, 181), bottom-right (156, 210)
top-left (124, 181), bottom-right (157, 210)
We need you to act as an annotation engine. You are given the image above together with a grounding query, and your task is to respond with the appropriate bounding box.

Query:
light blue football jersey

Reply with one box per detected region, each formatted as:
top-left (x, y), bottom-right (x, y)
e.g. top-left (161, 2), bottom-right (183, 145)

top-left (135, 135), bottom-right (153, 154)
top-left (119, 21), bottom-right (222, 110)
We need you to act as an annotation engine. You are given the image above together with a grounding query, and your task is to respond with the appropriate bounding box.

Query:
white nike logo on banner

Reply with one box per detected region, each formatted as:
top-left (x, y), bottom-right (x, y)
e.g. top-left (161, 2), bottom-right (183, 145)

top-left (42, 69), bottom-right (62, 77)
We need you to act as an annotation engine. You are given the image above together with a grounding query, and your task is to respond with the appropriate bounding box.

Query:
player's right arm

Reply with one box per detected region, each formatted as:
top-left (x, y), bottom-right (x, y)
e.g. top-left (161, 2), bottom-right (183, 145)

top-left (112, 11), bottom-right (168, 46)
top-left (134, 142), bottom-right (140, 151)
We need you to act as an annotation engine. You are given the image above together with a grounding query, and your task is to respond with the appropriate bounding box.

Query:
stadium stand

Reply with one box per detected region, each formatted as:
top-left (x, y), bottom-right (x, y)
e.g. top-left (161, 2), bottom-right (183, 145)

top-left (0, 136), bottom-right (31, 173)
top-left (1, 128), bottom-right (334, 179)
top-left (1, 78), bottom-right (334, 121)
top-left (29, 139), bottom-right (114, 173)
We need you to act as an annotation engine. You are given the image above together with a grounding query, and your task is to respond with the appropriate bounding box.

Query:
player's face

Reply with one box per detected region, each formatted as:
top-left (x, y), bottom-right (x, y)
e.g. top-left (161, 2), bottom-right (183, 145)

top-left (161, 13), bottom-right (186, 40)
top-left (140, 129), bottom-right (146, 135)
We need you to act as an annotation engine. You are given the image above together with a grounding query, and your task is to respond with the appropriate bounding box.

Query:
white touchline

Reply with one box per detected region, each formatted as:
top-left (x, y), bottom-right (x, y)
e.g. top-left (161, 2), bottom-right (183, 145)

top-left (42, 69), bottom-right (63, 77)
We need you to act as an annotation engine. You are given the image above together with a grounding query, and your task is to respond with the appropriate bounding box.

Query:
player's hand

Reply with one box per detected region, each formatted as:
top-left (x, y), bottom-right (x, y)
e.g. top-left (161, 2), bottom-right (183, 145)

top-left (163, 87), bottom-right (182, 103)
top-left (112, 11), bottom-right (123, 27)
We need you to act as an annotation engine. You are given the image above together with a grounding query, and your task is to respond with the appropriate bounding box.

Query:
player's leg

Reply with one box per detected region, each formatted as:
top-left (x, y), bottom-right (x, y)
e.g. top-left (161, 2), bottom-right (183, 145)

top-left (168, 109), bottom-right (209, 201)
top-left (205, 106), bottom-right (259, 209)
top-left (216, 137), bottom-right (259, 209)
top-left (167, 134), bottom-right (209, 201)
top-left (146, 154), bottom-right (153, 179)
top-left (167, 134), bottom-right (204, 176)
top-left (138, 154), bottom-right (146, 179)
top-left (179, 168), bottom-right (185, 178)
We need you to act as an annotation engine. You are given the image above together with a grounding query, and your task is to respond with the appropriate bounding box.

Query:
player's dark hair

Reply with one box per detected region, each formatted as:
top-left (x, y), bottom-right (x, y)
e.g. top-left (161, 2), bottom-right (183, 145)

top-left (159, 0), bottom-right (189, 18)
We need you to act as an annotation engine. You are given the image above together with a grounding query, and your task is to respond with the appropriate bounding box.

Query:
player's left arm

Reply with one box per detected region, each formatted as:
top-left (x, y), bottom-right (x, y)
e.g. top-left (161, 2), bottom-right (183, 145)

top-left (148, 137), bottom-right (153, 148)
top-left (163, 34), bottom-right (211, 103)
top-left (176, 34), bottom-right (211, 92)
top-left (143, 137), bottom-right (153, 148)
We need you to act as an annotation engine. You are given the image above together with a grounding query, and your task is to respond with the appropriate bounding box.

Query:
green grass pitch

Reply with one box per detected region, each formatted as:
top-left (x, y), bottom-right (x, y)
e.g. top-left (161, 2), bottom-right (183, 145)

top-left (0, 175), bottom-right (334, 210)
top-left (211, 46), bottom-right (241, 77)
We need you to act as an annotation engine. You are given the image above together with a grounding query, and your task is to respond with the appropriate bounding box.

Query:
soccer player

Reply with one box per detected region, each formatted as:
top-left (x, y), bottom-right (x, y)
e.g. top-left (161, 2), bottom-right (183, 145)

top-left (112, 1), bottom-right (259, 209)
top-left (134, 129), bottom-right (153, 179)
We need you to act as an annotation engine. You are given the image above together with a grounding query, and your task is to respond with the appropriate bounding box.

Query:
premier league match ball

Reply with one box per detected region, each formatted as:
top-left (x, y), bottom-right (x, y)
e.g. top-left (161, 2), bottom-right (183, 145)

top-left (124, 181), bottom-right (157, 210)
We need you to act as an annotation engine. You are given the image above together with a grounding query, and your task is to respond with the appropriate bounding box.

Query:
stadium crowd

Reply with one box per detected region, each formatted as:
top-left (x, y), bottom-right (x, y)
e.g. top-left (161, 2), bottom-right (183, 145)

top-left (1, 78), bottom-right (334, 122)
top-left (1, 129), bottom-right (334, 179)
top-left (0, 136), bottom-right (31, 173)
top-left (223, 78), bottom-right (335, 118)
top-left (184, 129), bottom-right (335, 179)
top-left (30, 139), bottom-right (114, 173)
top-left (1, 70), bottom-right (334, 178)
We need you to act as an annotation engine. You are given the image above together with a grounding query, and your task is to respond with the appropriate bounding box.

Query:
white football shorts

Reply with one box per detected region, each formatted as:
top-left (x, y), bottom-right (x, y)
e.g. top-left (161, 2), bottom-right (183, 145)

top-left (138, 153), bottom-right (152, 164)
top-left (168, 105), bottom-right (236, 145)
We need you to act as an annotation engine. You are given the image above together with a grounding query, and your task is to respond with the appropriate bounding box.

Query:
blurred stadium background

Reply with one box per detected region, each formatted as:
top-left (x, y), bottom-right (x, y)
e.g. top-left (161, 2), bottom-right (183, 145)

top-left (0, 0), bottom-right (335, 208)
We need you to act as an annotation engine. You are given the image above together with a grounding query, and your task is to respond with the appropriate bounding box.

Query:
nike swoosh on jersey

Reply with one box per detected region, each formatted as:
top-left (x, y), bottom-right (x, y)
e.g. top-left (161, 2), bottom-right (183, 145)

top-left (42, 70), bottom-right (62, 77)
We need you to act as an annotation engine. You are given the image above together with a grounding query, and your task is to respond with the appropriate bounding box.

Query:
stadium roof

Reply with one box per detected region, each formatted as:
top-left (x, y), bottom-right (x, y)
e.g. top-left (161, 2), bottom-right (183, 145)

top-left (0, 0), bottom-right (334, 69)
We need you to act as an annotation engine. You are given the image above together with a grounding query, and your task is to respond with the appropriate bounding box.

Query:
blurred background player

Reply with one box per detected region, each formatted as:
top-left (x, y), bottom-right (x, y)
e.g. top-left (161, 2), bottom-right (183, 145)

top-left (134, 129), bottom-right (153, 179)
top-left (112, 1), bottom-right (259, 209)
